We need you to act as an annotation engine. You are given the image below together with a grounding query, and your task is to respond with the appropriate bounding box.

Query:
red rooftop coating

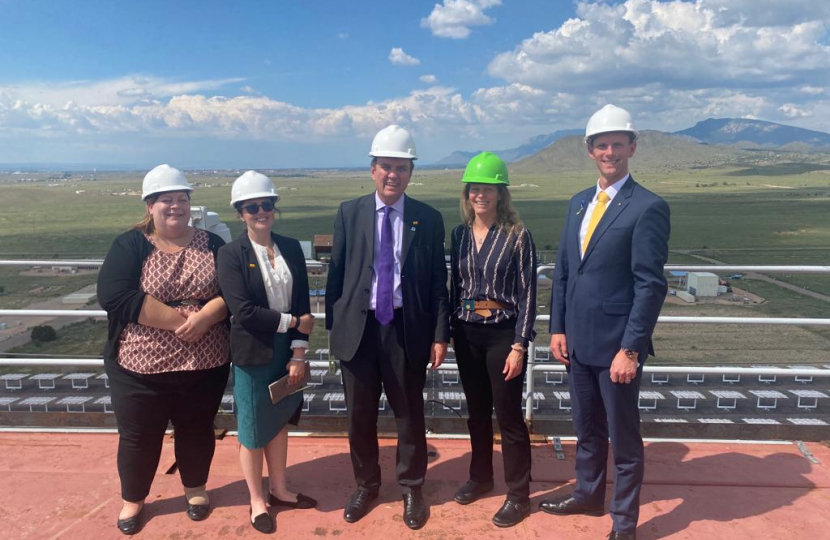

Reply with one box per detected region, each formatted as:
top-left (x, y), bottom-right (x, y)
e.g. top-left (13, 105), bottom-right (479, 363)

top-left (1, 433), bottom-right (828, 539)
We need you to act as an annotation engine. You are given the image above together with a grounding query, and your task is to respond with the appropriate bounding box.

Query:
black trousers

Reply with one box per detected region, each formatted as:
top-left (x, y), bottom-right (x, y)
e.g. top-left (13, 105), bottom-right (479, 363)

top-left (454, 319), bottom-right (531, 502)
top-left (568, 354), bottom-right (644, 535)
top-left (106, 360), bottom-right (230, 502)
top-left (340, 309), bottom-right (428, 493)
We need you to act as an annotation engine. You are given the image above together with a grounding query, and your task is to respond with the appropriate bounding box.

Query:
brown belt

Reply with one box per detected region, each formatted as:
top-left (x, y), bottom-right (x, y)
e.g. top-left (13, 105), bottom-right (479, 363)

top-left (461, 299), bottom-right (510, 317)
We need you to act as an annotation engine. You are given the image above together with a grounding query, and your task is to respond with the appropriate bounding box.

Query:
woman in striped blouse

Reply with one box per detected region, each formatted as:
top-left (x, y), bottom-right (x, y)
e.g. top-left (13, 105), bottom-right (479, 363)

top-left (449, 152), bottom-right (537, 528)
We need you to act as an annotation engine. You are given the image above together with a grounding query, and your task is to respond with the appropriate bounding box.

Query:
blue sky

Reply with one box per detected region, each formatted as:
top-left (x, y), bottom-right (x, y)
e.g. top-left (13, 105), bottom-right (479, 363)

top-left (1, 0), bottom-right (829, 168)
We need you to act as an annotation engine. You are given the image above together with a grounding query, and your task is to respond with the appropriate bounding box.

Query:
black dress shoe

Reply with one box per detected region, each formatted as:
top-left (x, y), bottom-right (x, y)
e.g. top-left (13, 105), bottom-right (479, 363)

top-left (608, 531), bottom-right (636, 540)
top-left (343, 489), bottom-right (378, 523)
top-left (453, 480), bottom-right (495, 505)
top-left (492, 499), bottom-right (530, 528)
top-left (539, 494), bottom-right (604, 516)
top-left (116, 507), bottom-right (144, 536)
top-left (402, 491), bottom-right (429, 530)
top-left (186, 503), bottom-right (210, 521)
top-left (250, 507), bottom-right (275, 534)
top-left (268, 492), bottom-right (317, 509)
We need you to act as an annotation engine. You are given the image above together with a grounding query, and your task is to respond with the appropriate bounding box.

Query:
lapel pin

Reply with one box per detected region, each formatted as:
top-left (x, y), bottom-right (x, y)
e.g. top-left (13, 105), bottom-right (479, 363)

top-left (249, 263), bottom-right (256, 268)
top-left (576, 198), bottom-right (586, 216)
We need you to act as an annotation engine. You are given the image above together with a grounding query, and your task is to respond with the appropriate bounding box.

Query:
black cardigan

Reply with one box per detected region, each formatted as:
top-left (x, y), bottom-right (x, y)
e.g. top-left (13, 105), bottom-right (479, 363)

top-left (217, 231), bottom-right (311, 367)
top-left (97, 228), bottom-right (226, 364)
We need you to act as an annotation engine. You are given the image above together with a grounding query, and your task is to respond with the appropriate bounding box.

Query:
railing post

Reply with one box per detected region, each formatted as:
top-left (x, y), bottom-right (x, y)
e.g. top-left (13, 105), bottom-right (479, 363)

top-left (525, 341), bottom-right (535, 429)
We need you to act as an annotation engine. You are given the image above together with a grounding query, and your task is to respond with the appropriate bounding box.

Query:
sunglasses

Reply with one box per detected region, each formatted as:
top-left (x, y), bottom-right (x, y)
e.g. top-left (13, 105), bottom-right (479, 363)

top-left (241, 201), bottom-right (275, 215)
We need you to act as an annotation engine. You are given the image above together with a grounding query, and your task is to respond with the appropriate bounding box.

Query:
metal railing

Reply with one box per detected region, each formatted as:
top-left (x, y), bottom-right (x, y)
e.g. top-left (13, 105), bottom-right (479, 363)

top-left (2, 261), bottom-right (830, 426)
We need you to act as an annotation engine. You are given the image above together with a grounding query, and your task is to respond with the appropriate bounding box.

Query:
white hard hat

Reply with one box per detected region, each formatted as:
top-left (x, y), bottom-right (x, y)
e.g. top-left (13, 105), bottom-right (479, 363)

top-left (585, 104), bottom-right (638, 142)
top-left (230, 170), bottom-right (279, 206)
top-left (369, 124), bottom-right (418, 160)
top-left (142, 164), bottom-right (192, 200)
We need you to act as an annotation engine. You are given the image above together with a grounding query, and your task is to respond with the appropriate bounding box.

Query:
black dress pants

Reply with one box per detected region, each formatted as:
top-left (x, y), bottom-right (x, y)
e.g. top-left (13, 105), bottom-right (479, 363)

top-left (340, 309), bottom-right (428, 493)
top-left (106, 360), bottom-right (230, 502)
top-left (454, 319), bottom-right (531, 503)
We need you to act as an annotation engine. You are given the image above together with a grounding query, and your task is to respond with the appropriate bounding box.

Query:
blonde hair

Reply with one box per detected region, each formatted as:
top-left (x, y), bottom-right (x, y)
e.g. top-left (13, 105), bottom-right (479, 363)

top-left (459, 184), bottom-right (523, 232)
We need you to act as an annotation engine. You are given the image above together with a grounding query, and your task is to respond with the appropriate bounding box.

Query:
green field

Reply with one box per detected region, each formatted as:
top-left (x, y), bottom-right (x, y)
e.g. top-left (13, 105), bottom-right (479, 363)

top-left (1, 165), bottom-right (829, 364)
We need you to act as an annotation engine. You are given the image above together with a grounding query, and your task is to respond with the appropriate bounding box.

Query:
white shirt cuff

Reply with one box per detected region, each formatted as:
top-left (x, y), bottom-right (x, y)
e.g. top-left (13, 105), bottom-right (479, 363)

top-left (290, 340), bottom-right (309, 350)
top-left (276, 312), bottom-right (292, 333)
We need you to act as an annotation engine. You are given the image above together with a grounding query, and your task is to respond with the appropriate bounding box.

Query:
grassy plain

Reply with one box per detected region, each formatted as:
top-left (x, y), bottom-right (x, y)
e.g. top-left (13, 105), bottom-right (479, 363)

top-left (1, 164), bottom-right (829, 365)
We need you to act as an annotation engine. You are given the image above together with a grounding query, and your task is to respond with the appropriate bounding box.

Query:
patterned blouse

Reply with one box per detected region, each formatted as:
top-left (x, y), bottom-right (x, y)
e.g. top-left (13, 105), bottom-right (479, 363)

top-left (118, 229), bottom-right (230, 374)
top-left (450, 223), bottom-right (538, 346)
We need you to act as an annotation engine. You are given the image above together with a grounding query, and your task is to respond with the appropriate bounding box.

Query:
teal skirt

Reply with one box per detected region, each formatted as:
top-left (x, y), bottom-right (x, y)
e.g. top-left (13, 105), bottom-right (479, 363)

top-left (233, 333), bottom-right (303, 449)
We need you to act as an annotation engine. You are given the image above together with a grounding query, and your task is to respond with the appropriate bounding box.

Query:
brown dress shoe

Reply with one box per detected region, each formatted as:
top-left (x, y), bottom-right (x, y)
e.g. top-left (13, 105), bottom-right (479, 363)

top-left (539, 494), bottom-right (604, 516)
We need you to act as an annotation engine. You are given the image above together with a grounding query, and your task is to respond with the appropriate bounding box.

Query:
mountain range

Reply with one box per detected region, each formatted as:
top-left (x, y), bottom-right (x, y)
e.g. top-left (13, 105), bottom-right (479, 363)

top-left (432, 118), bottom-right (830, 170)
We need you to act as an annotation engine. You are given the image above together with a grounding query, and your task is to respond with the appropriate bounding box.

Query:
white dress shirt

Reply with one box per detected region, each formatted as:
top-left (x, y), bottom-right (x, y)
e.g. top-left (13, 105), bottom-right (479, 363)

top-left (250, 239), bottom-right (309, 350)
top-left (579, 174), bottom-right (630, 258)
top-left (370, 192), bottom-right (405, 310)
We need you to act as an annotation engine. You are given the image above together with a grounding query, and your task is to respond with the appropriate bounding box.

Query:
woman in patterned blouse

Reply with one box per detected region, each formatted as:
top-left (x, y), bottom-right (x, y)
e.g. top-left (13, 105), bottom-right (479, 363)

top-left (97, 165), bottom-right (231, 535)
top-left (449, 152), bottom-right (537, 528)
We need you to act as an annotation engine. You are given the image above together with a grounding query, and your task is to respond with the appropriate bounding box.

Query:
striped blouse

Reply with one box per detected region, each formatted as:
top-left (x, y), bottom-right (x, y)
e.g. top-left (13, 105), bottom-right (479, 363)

top-left (449, 223), bottom-right (537, 346)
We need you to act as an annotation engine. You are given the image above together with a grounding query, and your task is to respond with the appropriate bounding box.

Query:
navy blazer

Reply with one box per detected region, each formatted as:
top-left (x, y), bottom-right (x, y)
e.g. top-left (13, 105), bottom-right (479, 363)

top-left (217, 231), bottom-right (311, 367)
top-left (550, 176), bottom-right (670, 366)
top-left (325, 193), bottom-right (450, 365)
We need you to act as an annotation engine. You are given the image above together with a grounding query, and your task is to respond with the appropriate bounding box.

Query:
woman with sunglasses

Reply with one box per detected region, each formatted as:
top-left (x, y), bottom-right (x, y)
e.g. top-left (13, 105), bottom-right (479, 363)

top-left (217, 171), bottom-right (317, 534)
top-left (97, 164), bottom-right (231, 535)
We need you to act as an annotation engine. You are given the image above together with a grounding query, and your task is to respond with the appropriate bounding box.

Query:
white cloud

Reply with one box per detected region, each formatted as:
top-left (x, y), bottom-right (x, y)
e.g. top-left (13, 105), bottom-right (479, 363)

top-left (488, 0), bottom-right (830, 92)
top-left (240, 85), bottom-right (261, 95)
top-left (779, 103), bottom-right (812, 118)
top-left (0, 75), bottom-right (244, 108)
top-left (420, 74), bottom-right (438, 84)
top-left (421, 0), bottom-right (501, 39)
top-left (388, 47), bottom-right (421, 66)
top-left (337, 32), bottom-right (349, 39)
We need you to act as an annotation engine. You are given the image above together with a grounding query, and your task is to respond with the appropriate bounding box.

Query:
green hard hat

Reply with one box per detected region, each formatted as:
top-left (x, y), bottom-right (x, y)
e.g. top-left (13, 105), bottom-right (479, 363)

top-left (462, 151), bottom-right (509, 185)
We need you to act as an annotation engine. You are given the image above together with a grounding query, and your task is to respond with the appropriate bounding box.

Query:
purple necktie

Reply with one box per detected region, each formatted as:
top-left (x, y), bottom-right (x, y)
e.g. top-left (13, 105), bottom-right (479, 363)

top-left (375, 206), bottom-right (395, 326)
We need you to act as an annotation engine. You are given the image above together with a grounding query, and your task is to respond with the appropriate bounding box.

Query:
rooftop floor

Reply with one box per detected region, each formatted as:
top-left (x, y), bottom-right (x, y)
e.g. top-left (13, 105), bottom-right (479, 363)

top-left (1, 432), bottom-right (829, 539)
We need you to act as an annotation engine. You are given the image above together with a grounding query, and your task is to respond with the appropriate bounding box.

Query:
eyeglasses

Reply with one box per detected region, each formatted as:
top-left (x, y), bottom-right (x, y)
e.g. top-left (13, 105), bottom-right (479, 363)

top-left (242, 201), bottom-right (275, 215)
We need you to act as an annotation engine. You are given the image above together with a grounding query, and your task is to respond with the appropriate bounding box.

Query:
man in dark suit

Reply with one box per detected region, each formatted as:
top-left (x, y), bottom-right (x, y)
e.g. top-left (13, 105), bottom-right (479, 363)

top-left (325, 125), bottom-right (450, 530)
top-left (541, 105), bottom-right (670, 540)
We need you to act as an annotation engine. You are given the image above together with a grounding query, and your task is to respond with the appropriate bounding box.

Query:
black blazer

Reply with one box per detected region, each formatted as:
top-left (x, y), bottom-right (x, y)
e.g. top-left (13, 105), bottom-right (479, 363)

top-left (218, 231), bottom-right (311, 367)
top-left (325, 193), bottom-right (450, 366)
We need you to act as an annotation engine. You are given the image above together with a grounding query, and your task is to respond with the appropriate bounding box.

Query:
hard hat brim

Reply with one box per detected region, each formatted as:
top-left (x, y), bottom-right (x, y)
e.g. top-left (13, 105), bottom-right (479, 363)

top-left (230, 192), bottom-right (280, 206)
top-left (461, 176), bottom-right (509, 185)
top-left (142, 186), bottom-right (194, 200)
top-left (369, 151), bottom-right (418, 160)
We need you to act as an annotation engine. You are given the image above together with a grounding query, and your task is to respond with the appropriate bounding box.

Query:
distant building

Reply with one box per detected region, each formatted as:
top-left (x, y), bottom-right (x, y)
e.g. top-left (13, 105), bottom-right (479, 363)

top-left (314, 235), bottom-right (333, 260)
top-left (687, 272), bottom-right (719, 297)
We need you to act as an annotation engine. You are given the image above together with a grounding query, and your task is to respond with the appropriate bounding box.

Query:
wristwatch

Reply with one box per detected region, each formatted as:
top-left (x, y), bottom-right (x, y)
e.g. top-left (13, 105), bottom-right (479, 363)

top-left (623, 348), bottom-right (638, 360)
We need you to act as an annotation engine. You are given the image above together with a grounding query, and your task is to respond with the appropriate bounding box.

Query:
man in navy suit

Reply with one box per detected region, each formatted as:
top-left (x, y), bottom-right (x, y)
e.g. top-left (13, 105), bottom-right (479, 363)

top-left (540, 105), bottom-right (670, 540)
top-left (326, 125), bottom-right (450, 530)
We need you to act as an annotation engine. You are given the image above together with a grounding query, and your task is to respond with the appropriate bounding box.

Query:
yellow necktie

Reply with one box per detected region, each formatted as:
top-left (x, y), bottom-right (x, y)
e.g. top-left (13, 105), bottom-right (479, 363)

top-left (582, 191), bottom-right (610, 255)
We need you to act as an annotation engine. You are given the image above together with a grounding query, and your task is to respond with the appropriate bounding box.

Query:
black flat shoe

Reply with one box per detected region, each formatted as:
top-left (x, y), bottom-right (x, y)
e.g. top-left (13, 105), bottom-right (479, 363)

top-left (492, 499), bottom-right (530, 528)
top-left (268, 492), bottom-right (317, 509)
top-left (116, 506), bottom-right (144, 536)
top-left (250, 507), bottom-right (275, 534)
top-left (343, 488), bottom-right (378, 523)
top-left (453, 480), bottom-right (495, 505)
top-left (186, 503), bottom-right (210, 521)
top-left (402, 491), bottom-right (429, 530)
